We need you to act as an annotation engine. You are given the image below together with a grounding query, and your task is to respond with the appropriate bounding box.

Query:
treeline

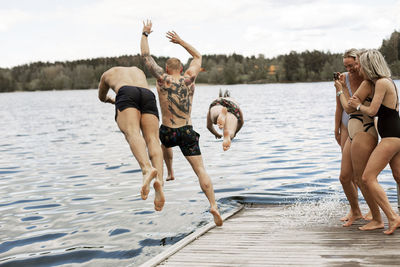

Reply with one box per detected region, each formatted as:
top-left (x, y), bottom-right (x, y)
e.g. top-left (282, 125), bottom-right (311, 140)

top-left (0, 31), bottom-right (399, 92)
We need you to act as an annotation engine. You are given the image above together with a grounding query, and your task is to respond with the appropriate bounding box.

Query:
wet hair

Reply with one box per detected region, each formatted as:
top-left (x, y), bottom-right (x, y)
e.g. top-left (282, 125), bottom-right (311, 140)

top-left (359, 49), bottom-right (391, 80)
top-left (166, 58), bottom-right (182, 71)
top-left (343, 48), bottom-right (358, 59)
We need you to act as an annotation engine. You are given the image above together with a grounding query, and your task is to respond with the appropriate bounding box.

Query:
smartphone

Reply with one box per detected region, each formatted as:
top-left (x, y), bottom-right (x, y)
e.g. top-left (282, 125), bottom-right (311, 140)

top-left (333, 72), bottom-right (339, 80)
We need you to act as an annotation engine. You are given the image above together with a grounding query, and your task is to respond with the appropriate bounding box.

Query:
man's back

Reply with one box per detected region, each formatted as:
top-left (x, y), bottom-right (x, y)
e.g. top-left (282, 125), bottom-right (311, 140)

top-left (157, 73), bottom-right (196, 128)
top-left (102, 66), bottom-right (149, 94)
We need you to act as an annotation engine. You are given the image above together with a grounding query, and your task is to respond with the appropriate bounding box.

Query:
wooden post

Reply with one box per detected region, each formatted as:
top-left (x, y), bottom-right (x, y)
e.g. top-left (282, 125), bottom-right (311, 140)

top-left (398, 183), bottom-right (400, 209)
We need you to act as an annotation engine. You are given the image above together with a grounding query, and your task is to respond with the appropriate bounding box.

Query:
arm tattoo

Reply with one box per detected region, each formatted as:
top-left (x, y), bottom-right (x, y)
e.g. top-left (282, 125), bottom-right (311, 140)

top-left (142, 54), bottom-right (164, 79)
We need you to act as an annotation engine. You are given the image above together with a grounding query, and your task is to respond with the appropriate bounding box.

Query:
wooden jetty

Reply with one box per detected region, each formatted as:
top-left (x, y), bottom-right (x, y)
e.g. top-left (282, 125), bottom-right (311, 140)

top-left (139, 204), bottom-right (400, 267)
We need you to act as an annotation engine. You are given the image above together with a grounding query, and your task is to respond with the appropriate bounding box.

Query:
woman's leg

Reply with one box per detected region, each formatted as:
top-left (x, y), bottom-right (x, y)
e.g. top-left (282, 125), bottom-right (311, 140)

top-left (340, 138), bottom-right (362, 226)
top-left (351, 132), bottom-right (383, 230)
top-left (362, 138), bottom-right (400, 234)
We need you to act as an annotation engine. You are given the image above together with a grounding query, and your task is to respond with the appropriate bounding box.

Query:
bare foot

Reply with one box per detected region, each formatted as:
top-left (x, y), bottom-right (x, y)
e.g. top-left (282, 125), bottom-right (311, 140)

top-left (359, 220), bottom-right (384, 231)
top-left (166, 174), bottom-right (175, 181)
top-left (222, 129), bottom-right (231, 151)
top-left (363, 210), bottom-right (373, 221)
top-left (384, 216), bottom-right (400, 235)
top-left (210, 207), bottom-right (223, 226)
top-left (217, 107), bottom-right (227, 129)
top-left (342, 213), bottom-right (363, 227)
top-left (340, 210), bottom-right (351, 221)
top-left (153, 180), bottom-right (165, 211)
top-left (140, 167), bottom-right (157, 200)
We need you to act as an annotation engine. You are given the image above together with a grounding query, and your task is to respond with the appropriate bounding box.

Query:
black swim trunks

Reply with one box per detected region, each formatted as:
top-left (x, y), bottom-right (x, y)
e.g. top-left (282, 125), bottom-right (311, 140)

top-left (159, 125), bottom-right (201, 156)
top-left (115, 86), bottom-right (159, 121)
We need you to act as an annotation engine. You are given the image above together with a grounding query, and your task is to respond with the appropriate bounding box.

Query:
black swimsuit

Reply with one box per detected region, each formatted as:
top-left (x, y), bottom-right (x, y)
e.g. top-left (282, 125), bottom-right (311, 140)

top-left (376, 80), bottom-right (400, 138)
top-left (115, 86), bottom-right (159, 121)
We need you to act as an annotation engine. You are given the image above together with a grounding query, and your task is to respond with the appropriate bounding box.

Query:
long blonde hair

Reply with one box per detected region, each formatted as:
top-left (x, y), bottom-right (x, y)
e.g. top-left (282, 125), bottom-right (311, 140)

top-left (359, 49), bottom-right (391, 80)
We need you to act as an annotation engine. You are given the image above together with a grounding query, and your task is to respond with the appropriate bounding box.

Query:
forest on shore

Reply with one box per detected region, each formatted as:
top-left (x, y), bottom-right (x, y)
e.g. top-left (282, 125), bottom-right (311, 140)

top-left (0, 31), bottom-right (399, 92)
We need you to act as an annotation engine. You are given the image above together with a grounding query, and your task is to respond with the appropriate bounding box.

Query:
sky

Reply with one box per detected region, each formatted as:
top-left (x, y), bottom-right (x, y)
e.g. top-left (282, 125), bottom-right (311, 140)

top-left (1, 0), bottom-right (400, 68)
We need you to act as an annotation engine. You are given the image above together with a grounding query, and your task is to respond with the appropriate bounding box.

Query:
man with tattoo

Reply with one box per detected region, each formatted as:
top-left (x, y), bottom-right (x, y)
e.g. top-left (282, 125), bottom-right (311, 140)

top-left (140, 20), bottom-right (223, 226)
top-left (98, 66), bottom-right (165, 211)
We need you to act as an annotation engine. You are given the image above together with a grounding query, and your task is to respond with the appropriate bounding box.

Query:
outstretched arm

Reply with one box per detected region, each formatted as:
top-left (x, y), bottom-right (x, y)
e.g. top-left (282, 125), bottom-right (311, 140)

top-left (140, 20), bottom-right (165, 80)
top-left (166, 31), bottom-right (202, 78)
top-left (98, 73), bottom-right (115, 104)
top-left (207, 111), bottom-right (222, 139)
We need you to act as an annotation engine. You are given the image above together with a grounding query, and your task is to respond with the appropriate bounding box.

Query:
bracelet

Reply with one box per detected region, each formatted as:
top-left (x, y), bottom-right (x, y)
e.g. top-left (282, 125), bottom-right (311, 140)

top-left (356, 104), bottom-right (362, 111)
top-left (142, 32), bottom-right (149, 37)
top-left (336, 90), bottom-right (343, 97)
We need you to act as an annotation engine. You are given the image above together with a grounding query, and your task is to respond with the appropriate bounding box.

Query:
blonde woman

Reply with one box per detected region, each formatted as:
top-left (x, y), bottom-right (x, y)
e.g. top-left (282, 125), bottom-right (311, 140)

top-left (348, 49), bottom-right (400, 234)
top-left (335, 56), bottom-right (381, 229)
top-left (334, 49), bottom-right (365, 226)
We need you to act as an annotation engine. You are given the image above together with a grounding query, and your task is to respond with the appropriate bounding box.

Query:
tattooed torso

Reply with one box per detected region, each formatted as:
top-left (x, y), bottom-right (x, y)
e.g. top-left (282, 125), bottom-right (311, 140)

top-left (157, 74), bottom-right (196, 127)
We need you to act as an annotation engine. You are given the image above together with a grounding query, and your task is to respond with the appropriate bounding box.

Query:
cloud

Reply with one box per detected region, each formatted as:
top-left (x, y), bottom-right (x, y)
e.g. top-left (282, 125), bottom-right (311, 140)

top-left (0, 9), bottom-right (32, 31)
top-left (0, 0), bottom-right (399, 67)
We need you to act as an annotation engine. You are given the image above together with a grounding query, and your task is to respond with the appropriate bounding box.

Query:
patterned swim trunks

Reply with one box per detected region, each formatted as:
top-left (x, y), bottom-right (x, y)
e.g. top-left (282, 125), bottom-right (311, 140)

top-left (159, 125), bottom-right (201, 156)
top-left (209, 98), bottom-right (241, 120)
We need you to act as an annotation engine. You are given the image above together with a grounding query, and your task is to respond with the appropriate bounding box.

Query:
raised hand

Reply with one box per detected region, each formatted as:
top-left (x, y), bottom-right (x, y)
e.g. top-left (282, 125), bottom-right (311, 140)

top-left (166, 31), bottom-right (182, 44)
top-left (142, 19), bottom-right (153, 35)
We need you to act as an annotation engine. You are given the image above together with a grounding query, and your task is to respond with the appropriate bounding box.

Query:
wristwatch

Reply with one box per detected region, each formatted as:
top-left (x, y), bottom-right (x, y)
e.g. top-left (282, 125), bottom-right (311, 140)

top-left (336, 90), bottom-right (343, 97)
top-left (356, 104), bottom-right (362, 111)
top-left (142, 32), bottom-right (149, 37)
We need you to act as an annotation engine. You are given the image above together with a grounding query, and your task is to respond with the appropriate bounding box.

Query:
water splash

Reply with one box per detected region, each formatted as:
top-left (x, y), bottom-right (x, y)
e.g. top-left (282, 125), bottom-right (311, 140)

top-left (278, 193), bottom-right (348, 229)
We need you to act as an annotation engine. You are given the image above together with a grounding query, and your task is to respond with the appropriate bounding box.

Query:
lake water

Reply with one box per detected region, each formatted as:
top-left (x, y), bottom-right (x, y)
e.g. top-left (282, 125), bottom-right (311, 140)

top-left (1, 81), bottom-right (399, 266)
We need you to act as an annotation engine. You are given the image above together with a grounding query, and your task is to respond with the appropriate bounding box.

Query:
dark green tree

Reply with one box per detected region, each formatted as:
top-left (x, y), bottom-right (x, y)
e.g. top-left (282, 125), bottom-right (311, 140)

top-left (283, 51), bottom-right (301, 81)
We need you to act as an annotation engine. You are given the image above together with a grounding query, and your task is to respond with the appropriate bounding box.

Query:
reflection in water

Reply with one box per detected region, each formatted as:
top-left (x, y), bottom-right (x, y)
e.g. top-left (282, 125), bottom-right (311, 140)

top-left (0, 82), bottom-right (398, 266)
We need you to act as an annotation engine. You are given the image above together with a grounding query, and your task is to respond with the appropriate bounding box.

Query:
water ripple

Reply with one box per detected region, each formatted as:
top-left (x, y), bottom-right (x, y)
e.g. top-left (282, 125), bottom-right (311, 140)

top-left (0, 198), bottom-right (53, 207)
top-left (0, 248), bottom-right (143, 267)
top-left (1, 83), bottom-right (399, 266)
top-left (23, 204), bottom-right (61, 210)
top-left (0, 233), bottom-right (68, 254)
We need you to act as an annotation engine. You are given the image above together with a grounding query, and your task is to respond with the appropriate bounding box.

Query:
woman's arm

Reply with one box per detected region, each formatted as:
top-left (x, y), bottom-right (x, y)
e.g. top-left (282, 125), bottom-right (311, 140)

top-left (349, 79), bottom-right (387, 117)
top-left (334, 96), bottom-right (343, 145)
top-left (335, 78), bottom-right (355, 114)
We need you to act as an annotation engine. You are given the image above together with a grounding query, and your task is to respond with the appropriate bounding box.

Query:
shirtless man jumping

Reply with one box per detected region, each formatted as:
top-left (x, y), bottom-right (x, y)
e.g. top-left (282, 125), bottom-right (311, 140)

top-left (140, 19), bottom-right (223, 226)
top-left (98, 66), bottom-right (165, 211)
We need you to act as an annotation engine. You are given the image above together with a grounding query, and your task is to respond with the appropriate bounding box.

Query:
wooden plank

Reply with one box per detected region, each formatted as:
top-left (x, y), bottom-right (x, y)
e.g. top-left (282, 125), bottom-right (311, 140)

top-left (136, 205), bottom-right (244, 267)
top-left (139, 204), bottom-right (400, 267)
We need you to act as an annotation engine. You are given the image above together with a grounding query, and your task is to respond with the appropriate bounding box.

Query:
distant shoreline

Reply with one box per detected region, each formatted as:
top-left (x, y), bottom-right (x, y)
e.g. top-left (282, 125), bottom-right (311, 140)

top-left (2, 78), bottom-right (400, 94)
